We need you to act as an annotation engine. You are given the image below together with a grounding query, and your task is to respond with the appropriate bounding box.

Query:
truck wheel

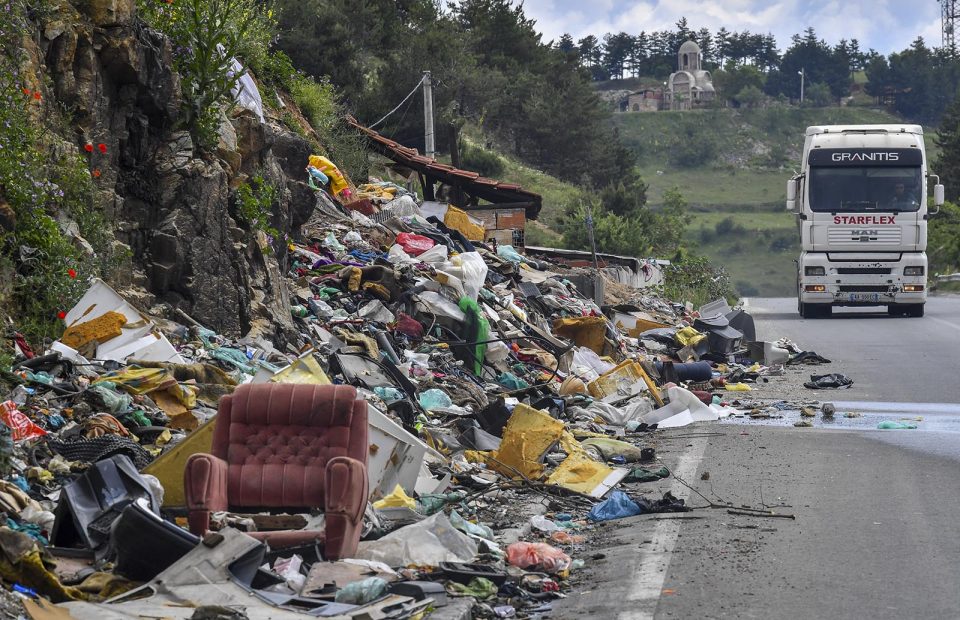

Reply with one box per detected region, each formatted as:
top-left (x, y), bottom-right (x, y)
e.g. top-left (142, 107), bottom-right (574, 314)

top-left (906, 304), bottom-right (924, 318)
top-left (799, 301), bottom-right (808, 318)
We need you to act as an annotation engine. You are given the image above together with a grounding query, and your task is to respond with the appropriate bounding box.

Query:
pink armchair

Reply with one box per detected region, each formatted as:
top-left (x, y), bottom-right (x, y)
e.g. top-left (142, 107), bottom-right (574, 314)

top-left (184, 383), bottom-right (368, 559)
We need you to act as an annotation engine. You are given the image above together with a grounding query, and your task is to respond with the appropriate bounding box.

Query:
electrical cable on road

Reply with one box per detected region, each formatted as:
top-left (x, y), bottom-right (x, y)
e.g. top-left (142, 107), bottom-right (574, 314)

top-left (368, 76), bottom-right (426, 129)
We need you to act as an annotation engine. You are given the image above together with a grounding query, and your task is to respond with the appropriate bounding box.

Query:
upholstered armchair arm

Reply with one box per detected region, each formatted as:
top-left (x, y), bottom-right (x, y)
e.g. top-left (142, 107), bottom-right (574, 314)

top-left (323, 456), bottom-right (368, 559)
top-left (184, 453), bottom-right (229, 535)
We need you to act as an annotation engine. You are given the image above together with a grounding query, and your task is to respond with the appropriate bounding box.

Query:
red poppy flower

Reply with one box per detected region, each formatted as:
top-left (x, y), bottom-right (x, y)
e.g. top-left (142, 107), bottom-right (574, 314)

top-left (32, 92), bottom-right (41, 100)
top-left (57, 311), bottom-right (66, 320)
top-left (92, 169), bottom-right (101, 178)
top-left (21, 88), bottom-right (30, 96)
top-left (68, 268), bottom-right (77, 279)
top-left (83, 143), bottom-right (93, 153)
top-left (97, 143), bottom-right (107, 154)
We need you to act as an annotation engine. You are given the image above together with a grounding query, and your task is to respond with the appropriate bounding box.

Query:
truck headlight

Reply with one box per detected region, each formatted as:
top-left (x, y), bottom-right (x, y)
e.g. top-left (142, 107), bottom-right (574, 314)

top-left (904, 266), bottom-right (924, 276)
top-left (805, 266), bottom-right (826, 276)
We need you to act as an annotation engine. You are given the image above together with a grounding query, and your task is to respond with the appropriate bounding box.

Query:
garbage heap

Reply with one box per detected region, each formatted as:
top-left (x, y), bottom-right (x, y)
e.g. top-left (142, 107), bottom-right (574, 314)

top-left (0, 165), bottom-right (795, 619)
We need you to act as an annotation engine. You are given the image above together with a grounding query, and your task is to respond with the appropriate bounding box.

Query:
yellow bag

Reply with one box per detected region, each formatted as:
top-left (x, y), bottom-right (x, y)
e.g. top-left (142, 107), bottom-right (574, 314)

top-left (308, 155), bottom-right (349, 196)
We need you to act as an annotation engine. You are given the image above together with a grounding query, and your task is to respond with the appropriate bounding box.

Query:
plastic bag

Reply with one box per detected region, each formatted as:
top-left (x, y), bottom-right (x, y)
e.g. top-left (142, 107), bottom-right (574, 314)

top-left (355, 512), bottom-right (478, 567)
top-left (419, 389), bottom-right (453, 411)
top-left (497, 245), bottom-right (525, 264)
top-left (322, 232), bottom-right (345, 253)
top-left (0, 401), bottom-right (46, 442)
top-left (395, 232), bottom-right (435, 256)
top-left (272, 555), bottom-right (306, 592)
top-left (417, 244), bottom-right (449, 264)
top-left (587, 490), bottom-right (643, 522)
top-left (372, 484), bottom-right (417, 510)
top-left (334, 577), bottom-right (388, 604)
top-left (447, 577), bottom-right (497, 599)
top-left (449, 509), bottom-right (495, 541)
top-left (308, 155), bottom-right (349, 197)
top-left (506, 542), bottom-right (572, 574)
top-left (530, 515), bottom-right (559, 532)
top-left (877, 421), bottom-right (917, 429)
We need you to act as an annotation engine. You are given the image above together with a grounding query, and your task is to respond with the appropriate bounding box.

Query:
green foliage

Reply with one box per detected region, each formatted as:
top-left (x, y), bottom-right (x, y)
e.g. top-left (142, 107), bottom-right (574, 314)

top-left (234, 174), bottom-right (279, 239)
top-left (272, 0), bottom-right (635, 188)
top-left (668, 115), bottom-right (719, 168)
top-left (460, 143), bottom-right (504, 178)
top-left (734, 85), bottom-right (764, 108)
top-left (139, 0), bottom-right (276, 148)
top-left (805, 82), bottom-right (834, 107)
top-left (935, 96), bottom-right (960, 202)
top-left (0, 0), bottom-right (112, 344)
top-left (597, 171), bottom-right (648, 217)
top-left (928, 200), bottom-right (960, 273)
top-left (659, 254), bottom-right (737, 307)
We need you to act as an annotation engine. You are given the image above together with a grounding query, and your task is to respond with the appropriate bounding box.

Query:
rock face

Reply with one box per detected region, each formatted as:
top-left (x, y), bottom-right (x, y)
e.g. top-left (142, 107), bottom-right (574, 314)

top-left (35, 0), bottom-right (316, 343)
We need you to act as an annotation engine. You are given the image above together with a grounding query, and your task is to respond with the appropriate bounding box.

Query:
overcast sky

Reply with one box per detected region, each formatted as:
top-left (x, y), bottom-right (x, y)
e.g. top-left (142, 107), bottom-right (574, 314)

top-left (521, 0), bottom-right (944, 55)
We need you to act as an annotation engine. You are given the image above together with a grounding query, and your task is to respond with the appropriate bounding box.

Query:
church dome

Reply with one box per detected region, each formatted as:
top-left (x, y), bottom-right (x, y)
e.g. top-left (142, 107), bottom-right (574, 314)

top-left (679, 40), bottom-right (700, 54)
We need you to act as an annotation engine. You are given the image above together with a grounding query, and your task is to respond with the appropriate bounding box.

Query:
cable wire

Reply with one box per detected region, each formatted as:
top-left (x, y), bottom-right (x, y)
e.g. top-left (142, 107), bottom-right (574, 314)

top-left (368, 76), bottom-right (425, 129)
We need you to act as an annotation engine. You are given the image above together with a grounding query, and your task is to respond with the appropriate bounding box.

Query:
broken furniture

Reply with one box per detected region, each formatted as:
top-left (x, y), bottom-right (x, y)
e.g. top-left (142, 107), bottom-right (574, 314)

top-left (184, 383), bottom-right (369, 558)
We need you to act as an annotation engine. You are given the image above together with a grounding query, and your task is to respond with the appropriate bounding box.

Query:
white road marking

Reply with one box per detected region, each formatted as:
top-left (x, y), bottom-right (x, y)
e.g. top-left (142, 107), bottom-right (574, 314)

top-left (617, 436), bottom-right (709, 620)
top-left (929, 316), bottom-right (960, 333)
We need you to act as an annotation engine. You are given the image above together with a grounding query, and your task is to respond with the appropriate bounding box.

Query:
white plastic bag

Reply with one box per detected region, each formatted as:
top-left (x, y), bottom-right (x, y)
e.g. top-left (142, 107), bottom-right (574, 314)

top-left (355, 512), bottom-right (478, 567)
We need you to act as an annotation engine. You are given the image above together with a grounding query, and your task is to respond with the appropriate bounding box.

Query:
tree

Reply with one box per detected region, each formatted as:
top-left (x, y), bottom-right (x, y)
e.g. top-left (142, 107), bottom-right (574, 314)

top-left (556, 33), bottom-right (576, 56)
top-left (935, 96), bottom-right (960, 202)
top-left (735, 85), bottom-right (764, 108)
top-left (805, 82), bottom-right (834, 107)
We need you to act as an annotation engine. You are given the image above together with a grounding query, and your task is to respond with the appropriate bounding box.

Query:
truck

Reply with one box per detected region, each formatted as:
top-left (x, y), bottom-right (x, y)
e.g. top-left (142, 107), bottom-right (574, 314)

top-left (787, 124), bottom-right (944, 318)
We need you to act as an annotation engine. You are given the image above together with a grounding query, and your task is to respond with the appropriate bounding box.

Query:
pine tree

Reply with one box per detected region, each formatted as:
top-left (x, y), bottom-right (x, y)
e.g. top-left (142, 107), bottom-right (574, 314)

top-left (935, 96), bottom-right (960, 201)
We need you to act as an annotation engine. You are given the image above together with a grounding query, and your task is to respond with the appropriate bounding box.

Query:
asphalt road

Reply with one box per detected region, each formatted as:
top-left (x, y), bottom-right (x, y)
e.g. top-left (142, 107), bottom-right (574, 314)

top-left (553, 295), bottom-right (960, 620)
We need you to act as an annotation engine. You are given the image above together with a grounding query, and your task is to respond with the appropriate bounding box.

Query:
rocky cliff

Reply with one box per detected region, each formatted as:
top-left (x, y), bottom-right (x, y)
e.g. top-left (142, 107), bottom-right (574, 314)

top-left (29, 0), bottom-right (317, 344)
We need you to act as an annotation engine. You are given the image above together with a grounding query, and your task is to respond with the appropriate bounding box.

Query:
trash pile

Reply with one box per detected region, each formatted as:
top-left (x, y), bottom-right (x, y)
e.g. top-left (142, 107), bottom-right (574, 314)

top-left (0, 154), bottom-right (808, 619)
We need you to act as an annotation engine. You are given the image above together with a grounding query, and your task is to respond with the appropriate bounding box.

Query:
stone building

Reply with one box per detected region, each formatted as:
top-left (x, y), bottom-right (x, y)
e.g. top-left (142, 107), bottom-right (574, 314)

top-left (665, 40), bottom-right (715, 110)
top-left (624, 88), bottom-right (662, 112)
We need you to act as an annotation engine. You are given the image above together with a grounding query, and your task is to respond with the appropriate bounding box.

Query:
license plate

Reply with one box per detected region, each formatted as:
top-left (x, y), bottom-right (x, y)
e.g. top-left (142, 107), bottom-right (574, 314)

top-left (849, 293), bottom-right (880, 302)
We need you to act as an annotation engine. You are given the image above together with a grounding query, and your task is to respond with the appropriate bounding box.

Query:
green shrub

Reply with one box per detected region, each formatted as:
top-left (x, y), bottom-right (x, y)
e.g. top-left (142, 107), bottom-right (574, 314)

top-left (234, 174), bottom-right (279, 239)
top-left (139, 0), bottom-right (276, 148)
top-left (0, 0), bottom-right (113, 344)
top-left (461, 144), bottom-right (505, 178)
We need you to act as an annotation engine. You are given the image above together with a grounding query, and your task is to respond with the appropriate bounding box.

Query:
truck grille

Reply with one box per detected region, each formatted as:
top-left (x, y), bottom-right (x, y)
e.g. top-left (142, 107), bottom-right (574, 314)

top-left (836, 268), bottom-right (892, 275)
top-left (838, 285), bottom-right (891, 293)
top-left (828, 227), bottom-right (902, 245)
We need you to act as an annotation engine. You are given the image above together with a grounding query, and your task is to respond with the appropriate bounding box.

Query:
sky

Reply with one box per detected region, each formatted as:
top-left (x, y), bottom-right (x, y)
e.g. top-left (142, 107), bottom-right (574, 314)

top-left (520, 0), bottom-right (944, 55)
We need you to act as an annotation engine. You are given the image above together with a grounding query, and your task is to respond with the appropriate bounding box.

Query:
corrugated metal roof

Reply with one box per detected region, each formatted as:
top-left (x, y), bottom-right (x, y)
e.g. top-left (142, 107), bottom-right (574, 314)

top-left (347, 116), bottom-right (542, 219)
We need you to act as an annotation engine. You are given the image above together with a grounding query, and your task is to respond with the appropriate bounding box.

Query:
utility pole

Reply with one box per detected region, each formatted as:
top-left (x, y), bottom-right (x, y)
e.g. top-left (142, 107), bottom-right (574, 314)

top-left (422, 71), bottom-right (435, 159)
top-left (798, 67), bottom-right (805, 104)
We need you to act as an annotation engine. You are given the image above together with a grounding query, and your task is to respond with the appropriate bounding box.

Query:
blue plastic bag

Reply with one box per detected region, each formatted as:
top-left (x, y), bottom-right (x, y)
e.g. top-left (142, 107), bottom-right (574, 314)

top-left (587, 491), bottom-right (643, 522)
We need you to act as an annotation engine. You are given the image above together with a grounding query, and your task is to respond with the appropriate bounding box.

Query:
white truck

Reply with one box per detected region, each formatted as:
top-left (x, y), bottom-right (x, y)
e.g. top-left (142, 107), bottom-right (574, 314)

top-left (787, 124), bottom-right (944, 318)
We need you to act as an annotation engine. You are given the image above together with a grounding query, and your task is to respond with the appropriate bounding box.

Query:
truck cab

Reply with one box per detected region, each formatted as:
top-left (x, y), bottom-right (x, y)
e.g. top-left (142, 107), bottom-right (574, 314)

top-left (787, 125), bottom-right (944, 318)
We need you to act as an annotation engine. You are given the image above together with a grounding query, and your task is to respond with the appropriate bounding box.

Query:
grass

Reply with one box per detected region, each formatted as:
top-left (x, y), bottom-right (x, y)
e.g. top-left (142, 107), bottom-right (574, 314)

top-left (640, 164), bottom-right (786, 207)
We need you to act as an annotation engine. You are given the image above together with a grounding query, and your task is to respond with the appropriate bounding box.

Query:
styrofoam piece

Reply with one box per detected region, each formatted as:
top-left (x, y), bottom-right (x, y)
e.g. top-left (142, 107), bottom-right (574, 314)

top-left (49, 342), bottom-right (89, 365)
top-left (60, 278), bottom-right (185, 364)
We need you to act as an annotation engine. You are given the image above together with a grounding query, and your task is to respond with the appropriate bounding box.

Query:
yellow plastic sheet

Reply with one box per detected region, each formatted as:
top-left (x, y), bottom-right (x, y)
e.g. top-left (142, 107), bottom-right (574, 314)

top-left (372, 484), bottom-right (416, 510)
top-left (675, 326), bottom-right (706, 347)
top-left (725, 382), bottom-right (752, 391)
top-left (545, 450), bottom-right (615, 495)
top-left (444, 205), bottom-right (485, 241)
top-left (490, 404), bottom-right (565, 479)
top-left (552, 316), bottom-right (608, 354)
top-left (271, 354), bottom-right (331, 385)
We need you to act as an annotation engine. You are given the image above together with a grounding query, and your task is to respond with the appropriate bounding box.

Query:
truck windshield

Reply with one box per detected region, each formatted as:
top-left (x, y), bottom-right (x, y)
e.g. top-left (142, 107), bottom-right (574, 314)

top-left (809, 166), bottom-right (922, 212)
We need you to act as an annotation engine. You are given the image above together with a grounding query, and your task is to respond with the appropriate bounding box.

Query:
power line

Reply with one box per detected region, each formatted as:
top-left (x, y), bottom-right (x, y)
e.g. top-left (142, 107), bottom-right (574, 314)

top-left (368, 76), bottom-right (426, 129)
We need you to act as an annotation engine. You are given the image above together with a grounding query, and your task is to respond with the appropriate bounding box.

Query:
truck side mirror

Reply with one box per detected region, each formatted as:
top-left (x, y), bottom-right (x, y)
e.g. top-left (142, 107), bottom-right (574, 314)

top-left (786, 179), bottom-right (797, 212)
top-left (934, 183), bottom-right (944, 207)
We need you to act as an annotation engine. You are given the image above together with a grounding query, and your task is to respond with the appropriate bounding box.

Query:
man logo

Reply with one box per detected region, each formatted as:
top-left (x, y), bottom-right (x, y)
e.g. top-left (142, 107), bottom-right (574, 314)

top-left (851, 229), bottom-right (878, 241)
